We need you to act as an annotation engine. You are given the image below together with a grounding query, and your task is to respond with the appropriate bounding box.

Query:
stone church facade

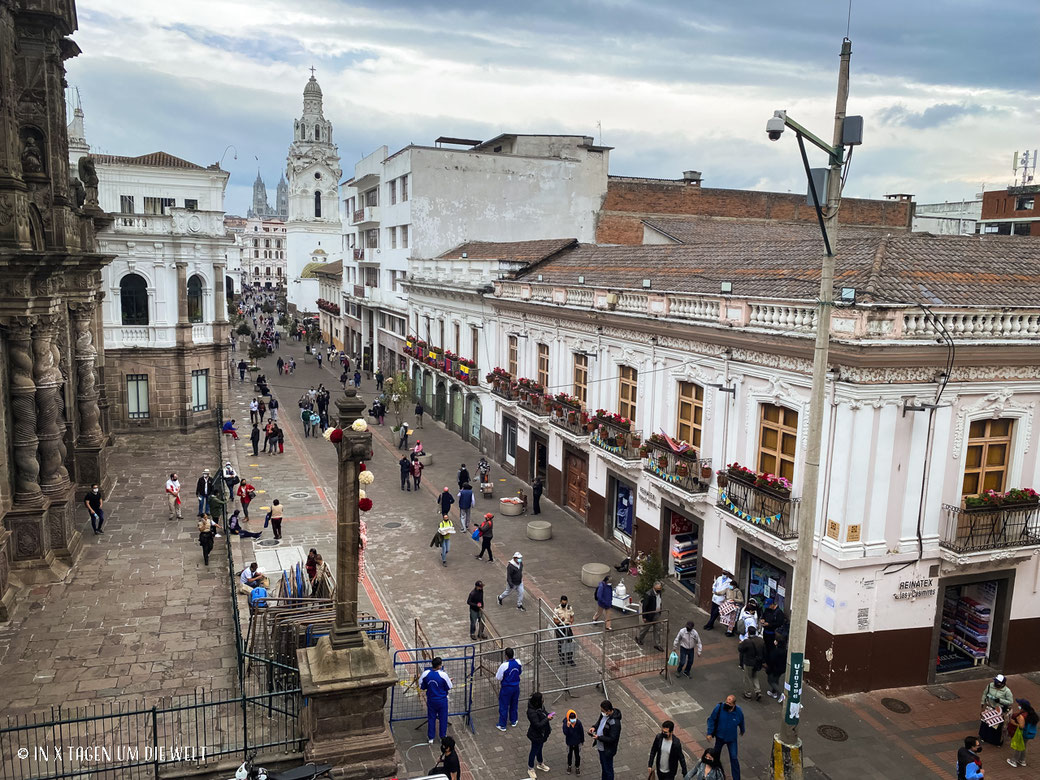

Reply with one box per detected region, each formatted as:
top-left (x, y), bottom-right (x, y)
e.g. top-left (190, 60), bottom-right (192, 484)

top-left (0, 0), bottom-right (112, 619)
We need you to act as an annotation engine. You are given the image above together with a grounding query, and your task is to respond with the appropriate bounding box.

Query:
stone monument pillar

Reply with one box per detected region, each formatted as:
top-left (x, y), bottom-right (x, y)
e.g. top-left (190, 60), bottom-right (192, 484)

top-left (297, 387), bottom-right (398, 778)
top-left (70, 299), bottom-right (108, 491)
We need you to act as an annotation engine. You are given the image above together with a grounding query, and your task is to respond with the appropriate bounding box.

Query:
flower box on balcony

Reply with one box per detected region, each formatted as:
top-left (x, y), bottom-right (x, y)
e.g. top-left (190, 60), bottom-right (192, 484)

top-left (963, 488), bottom-right (1039, 512)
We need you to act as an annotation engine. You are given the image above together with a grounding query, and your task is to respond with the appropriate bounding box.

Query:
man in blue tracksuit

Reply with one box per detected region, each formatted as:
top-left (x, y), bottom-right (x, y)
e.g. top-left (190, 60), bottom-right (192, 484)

top-left (495, 647), bottom-right (522, 731)
top-left (706, 694), bottom-right (745, 780)
top-left (420, 656), bottom-right (453, 743)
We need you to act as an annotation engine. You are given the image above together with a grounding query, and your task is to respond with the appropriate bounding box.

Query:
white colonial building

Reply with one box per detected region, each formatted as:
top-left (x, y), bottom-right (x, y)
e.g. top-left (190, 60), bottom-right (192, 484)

top-left (71, 119), bottom-right (233, 431)
top-left (339, 134), bottom-right (610, 375)
top-left (284, 74), bottom-right (342, 313)
top-left (406, 233), bottom-right (1040, 696)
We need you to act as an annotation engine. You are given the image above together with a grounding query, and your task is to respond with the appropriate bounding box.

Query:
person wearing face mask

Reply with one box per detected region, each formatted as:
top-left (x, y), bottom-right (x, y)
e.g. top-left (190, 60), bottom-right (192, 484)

top-left (588, 700), bottom-right (622, 780)
top-left (647, 719), bottom-right (687, 780)
top-left (165, 473), bottom-right (183, 520)
top-left (562, 709), bottom-right (584, 775)
top-left (84, 483), bottom-right (104, 535)
top-left (685, 748), bottom-right (726, 780)
top-left (706, 694), bottom-right (745, 780)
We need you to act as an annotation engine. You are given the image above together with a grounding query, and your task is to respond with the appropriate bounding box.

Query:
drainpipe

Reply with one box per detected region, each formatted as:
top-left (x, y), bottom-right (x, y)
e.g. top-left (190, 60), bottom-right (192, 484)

top-left (914, 405), bottom-right (938, 561)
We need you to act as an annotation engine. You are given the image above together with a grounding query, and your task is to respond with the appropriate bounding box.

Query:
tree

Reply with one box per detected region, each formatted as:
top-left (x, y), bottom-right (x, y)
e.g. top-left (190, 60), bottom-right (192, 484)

top-left (633, 552), bottom-right (667, 597)
top-left (247, 344), bottom-right (267, 366)
top-left (236, 323), bottom-right (252, 337)
top-left (261, 301), bottom-right (275, 314)
top-left (384, 373), bottom-right (411, 426)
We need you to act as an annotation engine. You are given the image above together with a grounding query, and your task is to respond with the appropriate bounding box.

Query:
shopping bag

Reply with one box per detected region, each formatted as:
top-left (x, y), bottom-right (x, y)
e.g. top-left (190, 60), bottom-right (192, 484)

top-left (264, 511), bottom-right (271, 528)
top-left (668, 651), bottom-right (679, 667)
top-left (1011, 726), bottom-right (1026, 752)
top-left (472, 527), bottom-right (481, 541)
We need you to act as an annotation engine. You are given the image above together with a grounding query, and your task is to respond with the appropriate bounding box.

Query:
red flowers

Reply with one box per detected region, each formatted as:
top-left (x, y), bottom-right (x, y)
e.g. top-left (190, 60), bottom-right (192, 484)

top-left (358, 497), bottom-right (373, 512)
top-left (329, 428), bottom-right (343, 443)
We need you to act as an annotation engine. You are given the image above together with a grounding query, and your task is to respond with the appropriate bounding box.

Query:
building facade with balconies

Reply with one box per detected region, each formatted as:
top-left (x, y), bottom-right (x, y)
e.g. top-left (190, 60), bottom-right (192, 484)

top-left (474, 234), bottom-right (1040, 694)
top-left (340, 134), bottom-right (611, 375)
top-left (92, 151), bottom-right (232, 432)
top-left (229, 215), bottom-right (287, 290)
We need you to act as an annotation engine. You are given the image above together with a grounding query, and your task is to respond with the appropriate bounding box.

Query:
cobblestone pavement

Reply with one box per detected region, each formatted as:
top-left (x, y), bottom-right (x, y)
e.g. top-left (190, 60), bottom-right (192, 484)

top-left (223, 342), bottom-right (1040, 780)
top-left (0, 431), bottom-right (237, 715)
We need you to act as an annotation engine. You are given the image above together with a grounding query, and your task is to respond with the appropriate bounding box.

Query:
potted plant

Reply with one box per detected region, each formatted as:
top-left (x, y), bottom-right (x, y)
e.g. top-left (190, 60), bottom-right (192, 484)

top-left (715, 470), bottom-right (728, 489)
top-left (701, 464), bottom-right (713, 479)
top-left (675, 462), bottom-right (689, 478)
top-left (1002, 487), bottom-right (1039, 508)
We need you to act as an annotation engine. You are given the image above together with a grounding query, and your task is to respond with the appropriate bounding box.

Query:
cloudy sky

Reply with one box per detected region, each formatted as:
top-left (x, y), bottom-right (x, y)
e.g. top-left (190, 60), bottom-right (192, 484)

top-left (67, 0), bottom-right (1040, 216)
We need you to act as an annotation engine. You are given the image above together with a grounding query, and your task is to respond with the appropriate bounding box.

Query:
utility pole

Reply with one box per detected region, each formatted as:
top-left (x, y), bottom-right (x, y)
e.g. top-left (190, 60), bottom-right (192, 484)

top-left (772, 38), bottom-right (852, 780)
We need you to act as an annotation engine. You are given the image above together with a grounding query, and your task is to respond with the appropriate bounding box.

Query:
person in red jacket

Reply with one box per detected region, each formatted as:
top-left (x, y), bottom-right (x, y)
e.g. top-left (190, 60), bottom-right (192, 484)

top-left (237, 480), bottom-right (256, 519)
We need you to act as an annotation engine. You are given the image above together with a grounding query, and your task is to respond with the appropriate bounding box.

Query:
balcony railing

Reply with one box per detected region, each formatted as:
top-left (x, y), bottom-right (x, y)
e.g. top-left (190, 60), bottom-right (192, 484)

top-left (940, 503), bottom-right (1040, 554)
top-left (353, 248), bottom-right (363, 260)
top-left (717, 475), bottom-right (799, 540)
top-left (549, 407), bottom-right (592, 437)
top-left (642, 439), bottom-right (711, 494)
top-left (517, 390), bottom-right (550, 416)
top-left (591, 427), bottom-right (641, 461)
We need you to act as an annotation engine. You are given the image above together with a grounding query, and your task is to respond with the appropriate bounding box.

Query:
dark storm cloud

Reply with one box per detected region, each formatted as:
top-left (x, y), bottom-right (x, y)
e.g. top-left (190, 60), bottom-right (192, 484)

top-left (879, 102), bottom-right (992, 129)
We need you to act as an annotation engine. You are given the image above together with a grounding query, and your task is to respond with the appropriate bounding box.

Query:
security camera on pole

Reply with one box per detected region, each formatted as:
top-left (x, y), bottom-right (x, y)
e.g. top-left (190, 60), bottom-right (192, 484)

top-left (765, 38), bottom-right (862, 780)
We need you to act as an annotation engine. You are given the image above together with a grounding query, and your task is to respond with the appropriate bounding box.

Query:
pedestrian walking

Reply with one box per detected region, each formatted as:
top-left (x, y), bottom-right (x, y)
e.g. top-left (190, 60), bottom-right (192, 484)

top-left (308, 411), bottom-right (321, 438)
top-left (399, 456), bottom-right (412, 490)
top-left (353, 370), bottom-right (361, 387)
top-left (250, 422), bottom-right (260, 456)
top-left (249, 398), bottom-right (259, 424)
top-left (957, 736), bottom-right (985, 780)
top-left (1008, 698), bottom-right (1037, 767)
top-left (237, 479), bottom-right (256, 519)
top-left (456, 463), bottom-right (470, 491)
top-left (398, 422), bottom-right (410, 450)
top-left (526, 691), bottom-right (553, 779)
top-left (375, 369), bottom-right (384, 390)
top-left (704, 570), bottom-right (734, 631)
top-left (478, 456), bottom-right (491, 486)
top-left (562, 709), bottom-right (584, 775)
top-left (262, 420), bottom-right (273, 451)
top-left (238, 359), bottom-right (248, 382)
top-left (197, 515), bottom-right (216, 565)
top-left (438, 487), bottom-right (455, 517)
top-left (419, 657), bottom-right (453, 744)
top-left (270, 499), bottom-right (284, 540)
top-left (269, 397), bottom-right (279, 422)
top-left (706, 695), bottom-right (744, 780)
top-left (498, 552), bottom-right (525, 611)
top-left (301, 407), bottom-right (312, 437)
top-left (276, 356), bottom-right (284, 375)
top-left (672, 621), bottom-right (702, 678)
top-left (765, 636), bottom-right (787, 700)
top-left (588, 700), bottom-right (622, 780)
top-left (340, 370), bottom-right (349, 389)
top-left (435, 515), bottom-right (454, 566)
top-left (316, 352), bottom-right (323, 368)
top-left (532, 476), bottom-right (543, 515)
top-left (647, 720), bottom-right (687, 780)
top-left (457, 483), bottom-right (474, 531)
top-left (415, 400), bottom-right (424, 428)
top-left (980, 674), bottom-right (1014, 746)
top-left (636, 581), bottom-right (665, 650)
top-left (165, 473), bottom-right (183, 520)
top-left (276, 426), bottom-right (285, 453)
top-left (196, 469), bottom-right (214, 517)
top-left (475, 512), bottom-right (495, 562)
top-left (411, 457), bottom-right (424, 491)
top-left (738, 626), bottom-right (765, 701)
top-left (257, 400), bottom-right (266, 423)
top-left (467, 581), bottom-right (487, 640)
top-left (222, 460), bottom-right (239, 496)
top-left (593, 575), bottom-right (613, 630)
top-left (686, 749), bottom-right (725, 780)
top-left (496, 647), bottom-right (522, 730)
top-left (84, 483), bottom-right (104, 535)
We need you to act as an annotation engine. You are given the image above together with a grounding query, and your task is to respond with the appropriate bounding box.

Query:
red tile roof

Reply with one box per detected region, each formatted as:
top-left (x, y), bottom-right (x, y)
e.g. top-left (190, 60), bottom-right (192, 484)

top-left (438, 238), bottom-right (577, 264)
top-left (514, 234), bottom-right (1040, 307)
top-left (93, 152), bottom-right (217, 170)
top-left (642, 216), bottom-right (902, 245)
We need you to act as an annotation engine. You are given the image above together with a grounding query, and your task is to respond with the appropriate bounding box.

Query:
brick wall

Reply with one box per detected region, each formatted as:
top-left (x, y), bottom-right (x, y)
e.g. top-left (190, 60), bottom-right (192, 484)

top-left (596, 178), bottom-right (913, 244)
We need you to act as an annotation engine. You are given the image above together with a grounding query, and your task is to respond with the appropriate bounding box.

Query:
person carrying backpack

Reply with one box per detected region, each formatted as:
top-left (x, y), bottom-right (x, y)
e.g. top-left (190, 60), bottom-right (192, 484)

top-left (1008, 698), bottom-right (1038, 768)
top-left (476, 513), bottom-right (494, 562)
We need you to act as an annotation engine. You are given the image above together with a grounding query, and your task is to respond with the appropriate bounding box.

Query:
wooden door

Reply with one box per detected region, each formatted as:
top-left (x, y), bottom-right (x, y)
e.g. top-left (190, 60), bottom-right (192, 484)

top-left (564, 452), bottom-right (588, 518)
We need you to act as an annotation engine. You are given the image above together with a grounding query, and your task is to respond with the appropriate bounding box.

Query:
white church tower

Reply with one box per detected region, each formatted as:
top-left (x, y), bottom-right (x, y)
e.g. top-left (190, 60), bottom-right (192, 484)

top-left (285, 71), bottom-right (342, 312)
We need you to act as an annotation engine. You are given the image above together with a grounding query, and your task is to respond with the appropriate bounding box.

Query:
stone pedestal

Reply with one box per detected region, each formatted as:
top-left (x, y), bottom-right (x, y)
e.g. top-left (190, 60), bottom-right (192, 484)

top-left (297, 635), bottom-right (399, 779)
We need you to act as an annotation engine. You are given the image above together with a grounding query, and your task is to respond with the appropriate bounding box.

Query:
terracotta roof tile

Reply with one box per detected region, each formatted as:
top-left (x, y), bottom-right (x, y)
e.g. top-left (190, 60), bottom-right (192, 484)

top-left (93, 152), bottom-right (212, 170)
top-left (515, 234), bottom-right (1040, 307)
top-left (642, 216), bottom-right (902, 244)
top-left (438, 238), bottom-right (577, 264)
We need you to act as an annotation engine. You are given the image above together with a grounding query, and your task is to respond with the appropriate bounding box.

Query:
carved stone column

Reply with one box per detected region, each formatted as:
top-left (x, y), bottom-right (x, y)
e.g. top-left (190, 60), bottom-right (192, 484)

top-left (33, 314), bottom-right (70, 497)
top-left (70, 300), bottom-right (108, 494)
top-left (175, 261), bottom-right (191, 353)
top-left (6, 316), bottom-right (44, 506)
top-left (214, 263), bottom-right (227, 323)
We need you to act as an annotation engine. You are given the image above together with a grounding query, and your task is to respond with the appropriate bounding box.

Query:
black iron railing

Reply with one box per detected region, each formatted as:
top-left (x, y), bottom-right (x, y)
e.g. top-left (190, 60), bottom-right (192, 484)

top-left (940, 503), bottom-right (1040, 553)
top-left (717, 476), bottom-right (799, 540)
top-left (643, 440), bottom-right (711, 494)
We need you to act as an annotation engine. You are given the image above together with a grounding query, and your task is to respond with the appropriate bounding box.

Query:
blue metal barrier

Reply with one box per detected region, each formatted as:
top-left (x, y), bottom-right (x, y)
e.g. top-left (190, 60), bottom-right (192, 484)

top-left (389, 645), bottom-right (475, 734)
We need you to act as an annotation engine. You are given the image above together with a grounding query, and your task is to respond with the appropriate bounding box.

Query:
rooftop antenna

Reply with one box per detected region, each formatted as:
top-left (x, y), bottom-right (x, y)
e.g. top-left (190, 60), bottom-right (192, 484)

top-left (1013, 150), bottom-right (1037, 186)
top-left (596, 120), bottom-right (602, 146)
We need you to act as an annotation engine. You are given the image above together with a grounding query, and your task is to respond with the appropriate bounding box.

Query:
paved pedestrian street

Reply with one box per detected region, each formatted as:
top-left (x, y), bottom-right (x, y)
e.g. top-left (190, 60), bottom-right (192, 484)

top-left (226, 342), bottom-right (1040, 780)
top-left (0, 432), bottom-right (237, 714)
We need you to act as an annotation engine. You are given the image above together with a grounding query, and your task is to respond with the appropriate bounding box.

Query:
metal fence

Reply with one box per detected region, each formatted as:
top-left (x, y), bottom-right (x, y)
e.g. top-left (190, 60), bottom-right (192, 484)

top-left (0, 411), bottom-right (304, 780)
top-left (389, 646), bottom-right (476, 733)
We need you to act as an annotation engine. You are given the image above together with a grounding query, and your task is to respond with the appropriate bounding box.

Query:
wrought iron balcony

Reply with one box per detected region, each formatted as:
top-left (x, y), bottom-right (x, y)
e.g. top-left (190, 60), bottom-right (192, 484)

top-left (517, 388), bottom-right (550, 416)
top-left (717, 474), bottom-right (799, 539)
top-left (642, 438), bottom-right (711, 495)
top-left (549, 405), bottom-right (592, 437)
top-left (591, 424), bottom-right (641, 461)
top-left (940, 502), bottom-right (1040, 554)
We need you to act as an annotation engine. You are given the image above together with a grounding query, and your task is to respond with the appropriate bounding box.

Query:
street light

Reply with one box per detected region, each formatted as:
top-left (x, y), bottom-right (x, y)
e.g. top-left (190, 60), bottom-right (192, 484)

top-left (767, 38), bottom-right (858, 780)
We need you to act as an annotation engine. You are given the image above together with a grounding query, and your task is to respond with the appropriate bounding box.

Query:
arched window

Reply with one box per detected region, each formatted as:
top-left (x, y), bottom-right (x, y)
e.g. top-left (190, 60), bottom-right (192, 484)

top-left (315, 125), bottom-right (321, 141)
top-left (266, 268), bottom-right (272, 276)
top-left (120, 273), bottom-right (149, 325)
top-left (187, 274), bottom-right (204, 323)
top-left (254, 266), bottom-right (260, 276)
top-left (265, 239), bottom-right (270, 248)
top-left (276, 267), bottom-right (282, 276)
top-left (314, 191), bottom-right (322, 218)
top-left (276, 240), bottom-right (281, 249)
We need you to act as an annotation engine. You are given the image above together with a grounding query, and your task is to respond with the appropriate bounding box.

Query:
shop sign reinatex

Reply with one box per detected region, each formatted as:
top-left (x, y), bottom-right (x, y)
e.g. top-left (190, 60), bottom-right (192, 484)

top-left (894, 578), bottom-right (937, 601)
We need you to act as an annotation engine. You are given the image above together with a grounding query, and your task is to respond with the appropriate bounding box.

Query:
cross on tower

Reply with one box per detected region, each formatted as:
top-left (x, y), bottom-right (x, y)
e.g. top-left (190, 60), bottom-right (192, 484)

top-left (309, 66), bottom-right (316, 78)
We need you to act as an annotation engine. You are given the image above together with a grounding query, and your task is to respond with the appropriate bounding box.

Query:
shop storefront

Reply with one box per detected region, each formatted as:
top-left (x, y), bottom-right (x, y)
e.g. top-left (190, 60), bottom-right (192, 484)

top-left (936, 574), bottom-right (1011, 676)
top-left (502, 415), bottom-right (517, 469)
top-left (738, 546), bottom-right (790, 612)
top-left (611, 475), bottom-right (636, 546)
top-left (664, 505), bottom-right (700, 598)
